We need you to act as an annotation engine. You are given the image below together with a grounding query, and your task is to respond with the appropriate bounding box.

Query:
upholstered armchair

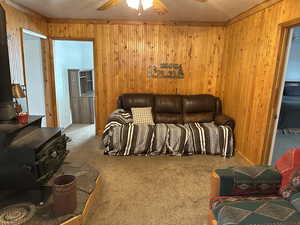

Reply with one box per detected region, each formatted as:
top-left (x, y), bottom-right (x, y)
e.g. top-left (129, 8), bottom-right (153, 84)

top-left (209, 148), bottom-right (300, 225)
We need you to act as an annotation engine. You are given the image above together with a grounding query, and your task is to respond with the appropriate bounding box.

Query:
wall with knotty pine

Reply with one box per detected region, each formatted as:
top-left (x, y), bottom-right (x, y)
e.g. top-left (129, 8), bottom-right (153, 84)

top-left (6, 0), bottom-right (300, 165)
top-left (48, 23), bottom-right (226, 134)
top-left (221, 0), bottom-right (300, 165)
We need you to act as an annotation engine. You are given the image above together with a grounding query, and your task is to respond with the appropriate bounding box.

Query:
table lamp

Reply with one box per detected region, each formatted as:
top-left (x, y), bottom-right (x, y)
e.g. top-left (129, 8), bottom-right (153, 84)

top-left (12, 84), bottom-right (26, 114)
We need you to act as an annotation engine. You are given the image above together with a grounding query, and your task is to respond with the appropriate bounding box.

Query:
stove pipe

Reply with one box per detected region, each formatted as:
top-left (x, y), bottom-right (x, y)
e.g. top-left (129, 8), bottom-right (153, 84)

top-left (0, 5), bottom-right (16, 120)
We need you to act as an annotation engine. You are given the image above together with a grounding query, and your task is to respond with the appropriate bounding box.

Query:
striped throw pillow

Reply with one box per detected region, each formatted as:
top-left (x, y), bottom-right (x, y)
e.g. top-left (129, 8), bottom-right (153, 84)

top-left (131, 107), bottom-right (154, 125)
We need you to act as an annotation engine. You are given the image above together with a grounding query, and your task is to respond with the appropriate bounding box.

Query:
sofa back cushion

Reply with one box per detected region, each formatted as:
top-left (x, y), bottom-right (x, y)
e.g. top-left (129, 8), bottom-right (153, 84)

top-left (117, 94), bottom-right (221, 124)
top-left (119, 94), bottom-right (154, 111)
top-left (182, 95), bottom-right (216, 123)
top-left (154, 95), bottom-right (182, 123)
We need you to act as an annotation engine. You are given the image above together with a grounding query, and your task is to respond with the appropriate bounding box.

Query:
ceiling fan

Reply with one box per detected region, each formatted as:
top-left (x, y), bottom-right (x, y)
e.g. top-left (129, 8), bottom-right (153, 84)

top-left (97, 0), bottom-right (208, 16)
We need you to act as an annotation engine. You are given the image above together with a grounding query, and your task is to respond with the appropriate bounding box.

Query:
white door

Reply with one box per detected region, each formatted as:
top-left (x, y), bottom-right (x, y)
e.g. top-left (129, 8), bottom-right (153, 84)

top-left (23, 33), bottom-right (47, 127)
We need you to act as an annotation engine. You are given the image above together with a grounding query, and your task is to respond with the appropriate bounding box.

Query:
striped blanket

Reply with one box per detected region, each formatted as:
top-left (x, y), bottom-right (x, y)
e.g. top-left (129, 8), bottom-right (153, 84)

top-left (103, 109), bottom-right (234, 157)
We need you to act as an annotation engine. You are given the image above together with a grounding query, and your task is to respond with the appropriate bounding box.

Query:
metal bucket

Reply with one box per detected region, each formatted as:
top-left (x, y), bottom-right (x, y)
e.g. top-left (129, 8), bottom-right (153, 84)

top-left (53, 175), bottom-right (77, 216)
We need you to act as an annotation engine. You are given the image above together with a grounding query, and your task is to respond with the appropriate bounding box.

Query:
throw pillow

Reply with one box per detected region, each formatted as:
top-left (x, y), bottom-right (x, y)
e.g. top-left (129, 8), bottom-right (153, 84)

top-left (275, 148), bottom-right (300, 192)
top-left (280, 167), bottom-right (300, 199)
top-left (281, 186), bottom-right (298, 200)
top-left (291, 168), bottom-right (300, 190)
top-left (131, 107), bottom-right (154, 125)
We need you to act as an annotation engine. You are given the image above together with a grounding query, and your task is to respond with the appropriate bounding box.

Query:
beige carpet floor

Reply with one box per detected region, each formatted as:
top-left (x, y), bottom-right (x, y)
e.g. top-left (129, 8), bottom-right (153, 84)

top-left (65, 124), bottom-right (242, 225)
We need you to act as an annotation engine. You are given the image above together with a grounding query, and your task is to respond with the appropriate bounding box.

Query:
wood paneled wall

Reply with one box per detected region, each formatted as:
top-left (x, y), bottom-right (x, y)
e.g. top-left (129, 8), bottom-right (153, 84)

top-left (48, 23), bottom-right (225, 134)
top-left (7, 0), bottom-right (300, 164)
top-left (0, 1), bottom-right (58, 127)
top-left (221, 0), bottom-right (300, 165)
top-left (0, 1), bottom-right (47, 84)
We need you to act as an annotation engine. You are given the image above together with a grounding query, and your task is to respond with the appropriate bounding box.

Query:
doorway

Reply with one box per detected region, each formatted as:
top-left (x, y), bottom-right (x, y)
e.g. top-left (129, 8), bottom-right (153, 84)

top-left (22, 30), bottom-right (47, 127)
top-left (269, 26), bottom-right (300, 164)
top-left (52, 40), bottom-right (95, 139)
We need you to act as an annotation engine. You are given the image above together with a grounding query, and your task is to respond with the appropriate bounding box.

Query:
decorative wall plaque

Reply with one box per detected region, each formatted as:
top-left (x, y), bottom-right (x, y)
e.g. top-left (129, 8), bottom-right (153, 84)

top-left (147, 64), bottom-right (184, 79)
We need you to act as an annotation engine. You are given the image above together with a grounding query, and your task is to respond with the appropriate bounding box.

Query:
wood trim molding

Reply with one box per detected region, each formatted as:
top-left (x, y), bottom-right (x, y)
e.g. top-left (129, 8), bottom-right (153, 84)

top-left (226, 0), bottom-right (283, 26)
top-left (19, 28), bottom-right (30, 112)
top-left (236, 151), bottom-right (255, 166)
top-left (280, 18), bottom-right (300, 27)
top-left (47, 18), bottom-right (226, 27)
top-left (42, 38), bottom-right (59, 128)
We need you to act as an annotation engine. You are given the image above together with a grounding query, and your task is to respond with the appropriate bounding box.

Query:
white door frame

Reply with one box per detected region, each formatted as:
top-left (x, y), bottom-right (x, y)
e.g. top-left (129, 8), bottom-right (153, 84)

top-left (21, 29), bottom-right (48, 126)
top-left (22, 29), bottom-right (47, 39)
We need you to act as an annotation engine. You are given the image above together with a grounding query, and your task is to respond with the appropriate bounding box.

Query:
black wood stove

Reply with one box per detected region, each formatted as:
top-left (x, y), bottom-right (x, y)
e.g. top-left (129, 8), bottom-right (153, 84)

top-left (0, 5), bottom-right (68, 203)
top-left (0, 116), bottom-right (68, 190)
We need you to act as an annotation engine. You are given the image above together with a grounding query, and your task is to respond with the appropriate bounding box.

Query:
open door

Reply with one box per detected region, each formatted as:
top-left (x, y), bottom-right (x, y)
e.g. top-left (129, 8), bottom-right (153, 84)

top-left (21, 29), bottom-right (47, 126)
top-left (269, 26), bottom-right (300, 164)
top-left (20, 29), bottom-right (58, 127)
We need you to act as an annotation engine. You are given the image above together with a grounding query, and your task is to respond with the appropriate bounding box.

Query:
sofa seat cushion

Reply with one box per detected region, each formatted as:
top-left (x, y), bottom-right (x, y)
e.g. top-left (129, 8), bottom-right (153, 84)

top-left (211, 196), bottom-right (300, 225)
top-left (215, 166), bottom-right (281, 196)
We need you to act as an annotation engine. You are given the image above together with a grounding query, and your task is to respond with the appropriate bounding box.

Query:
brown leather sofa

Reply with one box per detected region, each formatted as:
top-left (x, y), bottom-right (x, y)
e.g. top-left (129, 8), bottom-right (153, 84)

top-left (118, 94), bottom-right (235, 129)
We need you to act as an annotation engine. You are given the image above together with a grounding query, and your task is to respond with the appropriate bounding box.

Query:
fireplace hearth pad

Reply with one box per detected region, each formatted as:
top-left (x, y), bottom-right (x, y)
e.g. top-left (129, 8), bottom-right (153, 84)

top-left (0, 161), bottom-right (100, 225)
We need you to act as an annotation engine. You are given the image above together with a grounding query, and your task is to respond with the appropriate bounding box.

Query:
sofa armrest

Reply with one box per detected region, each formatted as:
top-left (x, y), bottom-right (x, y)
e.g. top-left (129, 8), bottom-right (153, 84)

top-left (213, 166), bottom-right (281, 196)
top-left (215, 114), bottom-right (235, 130)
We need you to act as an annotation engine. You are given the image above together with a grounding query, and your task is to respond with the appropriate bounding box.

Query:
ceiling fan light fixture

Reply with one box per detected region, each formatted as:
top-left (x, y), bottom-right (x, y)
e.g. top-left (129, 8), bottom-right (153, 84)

top-left (126, 0), bottom-right (153, 10)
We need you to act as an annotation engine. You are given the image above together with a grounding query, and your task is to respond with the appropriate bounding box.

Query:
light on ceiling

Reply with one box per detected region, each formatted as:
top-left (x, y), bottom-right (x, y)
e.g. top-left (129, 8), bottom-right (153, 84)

top-left (126, 0), bottom-right (153, 11)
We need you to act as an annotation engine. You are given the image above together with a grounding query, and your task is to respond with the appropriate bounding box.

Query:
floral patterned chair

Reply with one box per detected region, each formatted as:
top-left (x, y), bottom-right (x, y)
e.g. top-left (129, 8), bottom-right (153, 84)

top-left (209, 148), bottom-right (300, 225)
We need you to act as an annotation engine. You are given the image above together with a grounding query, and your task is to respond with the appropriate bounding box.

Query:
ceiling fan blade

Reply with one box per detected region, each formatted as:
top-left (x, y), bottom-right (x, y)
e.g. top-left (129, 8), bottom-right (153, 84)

top-left (97, 0), bottom-right (121, 10)
top-left (194, 0), bottom-right (208, 2)
top-left (153, 0), bottom-right (168, 15)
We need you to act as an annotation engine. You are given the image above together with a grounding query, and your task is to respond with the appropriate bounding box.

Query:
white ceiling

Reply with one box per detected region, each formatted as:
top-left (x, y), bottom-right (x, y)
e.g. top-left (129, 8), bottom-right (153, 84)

top-left (11, 0), bottom-right (265, 22)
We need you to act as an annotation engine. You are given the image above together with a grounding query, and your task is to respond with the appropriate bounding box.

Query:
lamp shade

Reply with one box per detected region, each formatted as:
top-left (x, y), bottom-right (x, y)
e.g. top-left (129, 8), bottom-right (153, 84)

top-left (12, 84), bottom-right (26, 98)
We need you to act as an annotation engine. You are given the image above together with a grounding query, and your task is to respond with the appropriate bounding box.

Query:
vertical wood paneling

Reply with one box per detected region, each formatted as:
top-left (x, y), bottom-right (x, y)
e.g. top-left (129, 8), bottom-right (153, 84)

top-left (221, 0), bottom-right (300, 165)
top-left (48, 23), bottom-right (225, 134)
top-left (0, 2), bottom-right (47, 84)
top-left (47, 23), bottom-right (95, 39)
top-left (0, 2), bottom-right (60, 127)
top-left (6, 0), bottom-right (300, 163)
